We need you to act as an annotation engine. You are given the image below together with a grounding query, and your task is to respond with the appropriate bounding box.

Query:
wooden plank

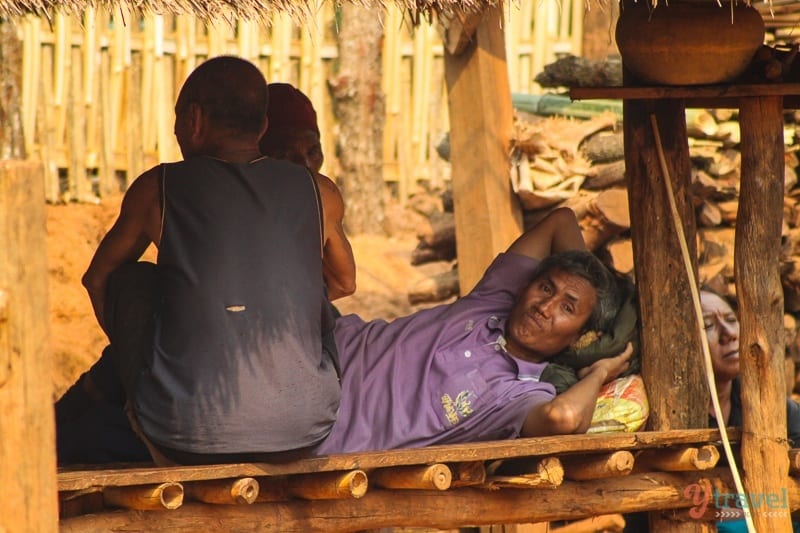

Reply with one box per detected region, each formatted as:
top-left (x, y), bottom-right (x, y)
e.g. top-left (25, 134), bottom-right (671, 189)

top-left (57, 429), bottom-right (734, 491)
top-left (0, 160), bottom-right (59, 531)
top-left (736, 95), bottom-right (793, 532)
top-left (571, 83), bottom-right (800, 101)
top-left (443, 5), bottom-right (523, 294)
top-left (59, 469), bottom-right (799, 532)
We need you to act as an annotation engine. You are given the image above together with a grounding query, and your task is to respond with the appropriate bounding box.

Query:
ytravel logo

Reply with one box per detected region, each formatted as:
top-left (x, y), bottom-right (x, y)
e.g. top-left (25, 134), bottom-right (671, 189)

top-left (683, 483), bottom-right (790, 520)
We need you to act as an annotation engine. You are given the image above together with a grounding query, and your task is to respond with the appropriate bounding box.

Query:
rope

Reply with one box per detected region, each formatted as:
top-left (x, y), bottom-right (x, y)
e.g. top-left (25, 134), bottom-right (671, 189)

top-left (649, 113), bottom-right (755, 533)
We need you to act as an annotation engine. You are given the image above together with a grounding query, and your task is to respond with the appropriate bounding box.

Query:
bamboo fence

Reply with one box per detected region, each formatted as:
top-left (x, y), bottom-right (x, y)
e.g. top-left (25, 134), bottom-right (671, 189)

top-left (14, 0), bottom-right (585, 204)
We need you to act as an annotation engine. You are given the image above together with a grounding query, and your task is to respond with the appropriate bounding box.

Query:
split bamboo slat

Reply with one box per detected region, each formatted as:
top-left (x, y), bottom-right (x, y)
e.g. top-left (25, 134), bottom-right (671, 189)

top-left (16, 1), bottom-right (578, 204)
top-left (483, 456), bottom-right (564, 489)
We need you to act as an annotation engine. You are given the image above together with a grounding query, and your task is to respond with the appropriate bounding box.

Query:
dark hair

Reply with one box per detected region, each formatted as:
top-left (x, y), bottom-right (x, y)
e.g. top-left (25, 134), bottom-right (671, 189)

top-left (177, 56), bottom-right (268, 134)
top-left (531, 250), bottom-right (623, 333)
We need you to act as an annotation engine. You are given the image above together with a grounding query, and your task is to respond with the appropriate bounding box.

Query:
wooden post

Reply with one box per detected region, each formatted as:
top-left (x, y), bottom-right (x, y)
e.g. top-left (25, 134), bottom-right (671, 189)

top-left (623, 97), bottom-right (707, 533)
top-left (0, 160), bottom-right (58, 532)
top-left (443, 3), bottom-right (523, 294)
top-left (736, 95), bottom-right (792, 532)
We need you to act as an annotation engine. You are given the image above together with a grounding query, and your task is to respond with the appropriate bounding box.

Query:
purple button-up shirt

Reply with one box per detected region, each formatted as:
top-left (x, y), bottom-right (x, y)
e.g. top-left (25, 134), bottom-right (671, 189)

top-left (316, 252), bottom-right (557, 454)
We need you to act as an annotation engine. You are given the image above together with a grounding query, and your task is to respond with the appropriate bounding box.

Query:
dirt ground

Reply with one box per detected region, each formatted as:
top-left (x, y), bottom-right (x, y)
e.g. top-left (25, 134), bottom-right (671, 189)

top-left (47, 194), bottom-right (448, 399)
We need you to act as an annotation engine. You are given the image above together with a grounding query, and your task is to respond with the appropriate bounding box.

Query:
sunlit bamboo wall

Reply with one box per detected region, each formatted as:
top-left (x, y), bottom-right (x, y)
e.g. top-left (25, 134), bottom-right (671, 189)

top-left (16, 0), bottom-right (584, 203)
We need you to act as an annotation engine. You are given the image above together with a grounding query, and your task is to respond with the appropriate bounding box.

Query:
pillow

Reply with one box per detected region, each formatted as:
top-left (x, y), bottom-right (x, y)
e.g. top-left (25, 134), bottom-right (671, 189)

top-left (588, 374), bottom-right (649, 434)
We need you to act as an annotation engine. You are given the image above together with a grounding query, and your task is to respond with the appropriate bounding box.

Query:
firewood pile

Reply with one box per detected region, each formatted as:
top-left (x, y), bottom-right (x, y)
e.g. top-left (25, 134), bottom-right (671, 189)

top-left (409, 94), bottom-right (800, 352)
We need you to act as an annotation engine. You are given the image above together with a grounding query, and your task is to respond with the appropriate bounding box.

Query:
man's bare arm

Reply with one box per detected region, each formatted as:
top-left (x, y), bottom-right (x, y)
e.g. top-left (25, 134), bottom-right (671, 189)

top-left (506, 207), bottom-right (586, 261)
top-left (520, 343), bottom-right (633, 438)
top-left (316, 173), bottom-right (356, 300)
top-left (82, 168), bottom-right (161, 333)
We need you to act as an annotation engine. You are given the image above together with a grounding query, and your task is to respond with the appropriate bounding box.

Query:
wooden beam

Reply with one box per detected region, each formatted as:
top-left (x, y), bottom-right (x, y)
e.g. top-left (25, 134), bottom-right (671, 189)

top-left (624, 97), bottom-right (707, 533)
top-left (444, 3), bottom-right (523, 294)
top-left (57, 429), bottom-right (734, 491)
top-left (736, 94), bottom-right (792, 532)
top-left (59, 469), bottom-right (800, 532)
top-left (0, 160), bottom-right (59, 531)
top-left (625, 98), bottom-right (708, 432)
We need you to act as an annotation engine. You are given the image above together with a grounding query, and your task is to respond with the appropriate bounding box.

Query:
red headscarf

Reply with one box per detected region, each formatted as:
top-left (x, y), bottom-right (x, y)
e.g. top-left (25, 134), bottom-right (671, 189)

top-left (265, 83), bottom-right (319, 136)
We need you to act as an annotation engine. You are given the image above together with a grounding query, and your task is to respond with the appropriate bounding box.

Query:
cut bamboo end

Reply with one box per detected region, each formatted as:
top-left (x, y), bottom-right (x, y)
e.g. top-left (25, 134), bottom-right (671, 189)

top-left (103, 482), bottom-right (184, 510)
top-left (185, 477), bottom-right (259, 505)
top-left (561, 450), bottom-right (635, 481)
top-left (370, 463), bottom-right (453, 491)
top-left (636, 445), bottom-right (720, 472)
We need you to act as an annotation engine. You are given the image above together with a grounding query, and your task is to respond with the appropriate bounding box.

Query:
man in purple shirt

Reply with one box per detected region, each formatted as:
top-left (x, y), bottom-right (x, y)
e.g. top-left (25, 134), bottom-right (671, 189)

top-left (316, 207), bottom-right (632, 454)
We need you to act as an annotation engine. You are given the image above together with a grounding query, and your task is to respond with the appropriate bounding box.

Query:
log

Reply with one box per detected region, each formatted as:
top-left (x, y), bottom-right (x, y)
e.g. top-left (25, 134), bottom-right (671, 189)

top-left (408, 269), bottom-right (459, 304)
top-left (583, 159), bottom-right (626, 190)
top-left (184, 477), bottom-right (259, 505)
top-left (534, 54), bottom-right (622, 88)
top-left (369, 464), bottom-right (452, 491)
top-left (579, 188), bottom-right (631, 251)
top-left (550, 514), bottom-right (626, 533)
top-left (103, 482), bottom-right (184, 511)
top-left (257, 470), bottom-right (368, 501)
top-left (560, 451), bottom-right (634, 481)
top-left (626, 97), bottom-right (707, 533)
top-left (449, 461), bottom-right (486, 487)
top-left (60, 469), bottom-right (785, 532)
top-left (624, 98), bottom-right (708, 433)
top-left (635, 445), bottom-right (720, 472)
top-left (410, 241), bottom-right (456, 265)
top-left (484, 457), bottom-right (564, 489)
top-left (580, 131), bottom-right (624, 164)
top-left (737, 95), bottom-right (792, 532)
top-left (606, 238), bottom-right (634, 275)
top-left (416, 211), bottom-right (455, 248)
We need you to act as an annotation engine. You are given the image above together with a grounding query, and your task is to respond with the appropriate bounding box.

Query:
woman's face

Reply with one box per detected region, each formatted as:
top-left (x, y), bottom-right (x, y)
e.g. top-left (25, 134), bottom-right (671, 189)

top-left (700, 291), bottom-right (740, 382)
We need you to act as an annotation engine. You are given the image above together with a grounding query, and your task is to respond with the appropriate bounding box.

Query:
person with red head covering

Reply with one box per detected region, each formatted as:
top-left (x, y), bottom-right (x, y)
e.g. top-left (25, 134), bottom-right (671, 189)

top-left (260, 83), bottom-right (356, 301)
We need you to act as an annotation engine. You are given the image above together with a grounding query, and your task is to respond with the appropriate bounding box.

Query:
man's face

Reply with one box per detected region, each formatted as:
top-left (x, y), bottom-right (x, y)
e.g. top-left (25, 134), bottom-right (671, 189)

top-left (505, 268), bottom-right (597, 362)
top-left (267, 129), bottom-right (323, 173)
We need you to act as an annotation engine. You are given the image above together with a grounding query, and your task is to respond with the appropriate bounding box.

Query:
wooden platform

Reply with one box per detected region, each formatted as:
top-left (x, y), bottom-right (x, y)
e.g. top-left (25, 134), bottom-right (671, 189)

top-left (58, 428), bottom-right (800, 531)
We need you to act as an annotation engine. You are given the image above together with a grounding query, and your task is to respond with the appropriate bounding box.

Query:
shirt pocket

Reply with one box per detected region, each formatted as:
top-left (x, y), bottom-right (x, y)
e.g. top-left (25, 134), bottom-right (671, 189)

top-left (432, 366), bottom-right (495, 430)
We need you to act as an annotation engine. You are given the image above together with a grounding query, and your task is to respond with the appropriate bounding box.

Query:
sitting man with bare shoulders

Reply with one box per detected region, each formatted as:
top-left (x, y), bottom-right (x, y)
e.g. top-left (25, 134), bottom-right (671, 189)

top-left (56, 56), bottom-right (341, 465)
top-left (259, 82), bottom-right (355, 302)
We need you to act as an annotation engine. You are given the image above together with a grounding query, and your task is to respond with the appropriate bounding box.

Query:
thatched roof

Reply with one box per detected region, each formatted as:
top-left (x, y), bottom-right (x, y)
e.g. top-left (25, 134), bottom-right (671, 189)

top-left (0, 0), bottom-right (495, 24)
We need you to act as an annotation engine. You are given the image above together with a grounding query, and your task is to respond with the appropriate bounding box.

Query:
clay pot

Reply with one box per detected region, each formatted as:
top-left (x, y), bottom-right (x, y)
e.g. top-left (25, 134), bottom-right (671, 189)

top-left (615, 0), bottom-right (765, 85)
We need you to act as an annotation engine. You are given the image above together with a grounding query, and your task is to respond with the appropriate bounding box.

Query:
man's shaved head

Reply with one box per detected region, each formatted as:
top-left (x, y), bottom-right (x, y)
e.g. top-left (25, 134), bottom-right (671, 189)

top-left (176, 56), bottom-right (268, 134)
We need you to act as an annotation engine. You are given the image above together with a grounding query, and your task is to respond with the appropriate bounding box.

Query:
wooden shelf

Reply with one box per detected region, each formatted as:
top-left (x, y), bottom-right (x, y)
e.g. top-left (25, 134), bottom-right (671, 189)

top-left (570, 83), bottom-right (800, 109)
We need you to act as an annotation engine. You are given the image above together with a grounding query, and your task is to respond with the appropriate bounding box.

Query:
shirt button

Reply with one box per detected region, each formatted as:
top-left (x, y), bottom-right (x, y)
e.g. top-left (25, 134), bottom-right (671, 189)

top-left (464, 350), bottom-right (472, 358)
top-left (494, 344), bottom-right (501, 351)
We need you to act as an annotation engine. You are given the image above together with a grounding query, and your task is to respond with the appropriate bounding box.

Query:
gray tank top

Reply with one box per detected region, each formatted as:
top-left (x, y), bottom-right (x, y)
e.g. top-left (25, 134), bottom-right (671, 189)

top-left (133, 156), bottom-right (341, 454)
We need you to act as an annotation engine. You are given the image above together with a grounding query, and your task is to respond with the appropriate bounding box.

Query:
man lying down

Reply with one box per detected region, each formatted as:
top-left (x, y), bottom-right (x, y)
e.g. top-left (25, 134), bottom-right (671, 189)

top-left (57, 207), bottom-right (637, 464)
